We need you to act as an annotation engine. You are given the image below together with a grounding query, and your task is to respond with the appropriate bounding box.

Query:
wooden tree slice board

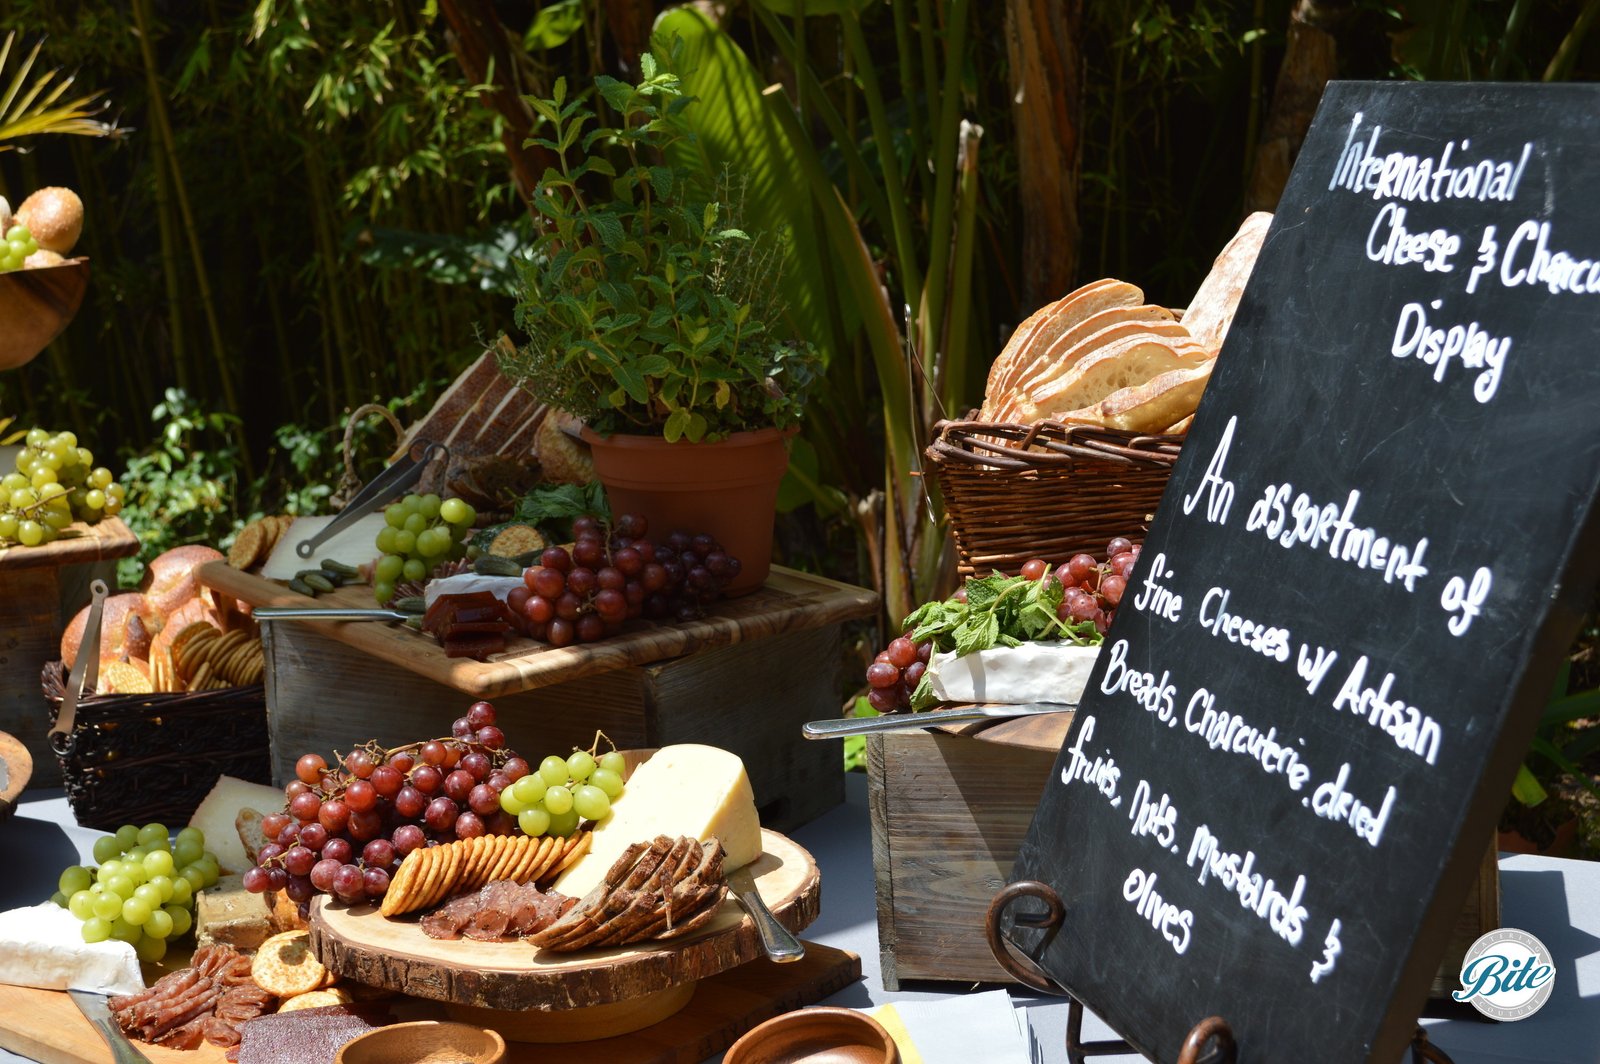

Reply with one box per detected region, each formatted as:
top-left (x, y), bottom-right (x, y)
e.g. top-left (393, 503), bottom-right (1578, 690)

top-left (0, 942), bottom-right (861, 1064)
top-left (311, 829), bottom-right (820, 1012)
top-left (0, 730), bottom-right (31, 819)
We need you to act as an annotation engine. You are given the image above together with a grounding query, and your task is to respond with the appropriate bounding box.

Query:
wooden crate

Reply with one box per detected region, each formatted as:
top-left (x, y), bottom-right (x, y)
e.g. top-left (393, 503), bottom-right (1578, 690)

top-left (0, 517), bottom-right (139, 787)
top-left (867, 715), bottom-right (1498, 994)
top-left (203, 564), bottom-right (879, 835)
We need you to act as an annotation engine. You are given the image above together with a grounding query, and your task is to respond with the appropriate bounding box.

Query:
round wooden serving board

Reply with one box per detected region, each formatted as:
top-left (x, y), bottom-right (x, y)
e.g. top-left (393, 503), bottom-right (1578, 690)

top-left (310, 828), bottom-right (819, 1012)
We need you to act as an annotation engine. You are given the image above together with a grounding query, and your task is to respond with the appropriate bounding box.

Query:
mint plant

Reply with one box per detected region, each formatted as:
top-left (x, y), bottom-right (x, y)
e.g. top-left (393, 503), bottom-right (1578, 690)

top-left (502, 52), bottom-right (818, 443)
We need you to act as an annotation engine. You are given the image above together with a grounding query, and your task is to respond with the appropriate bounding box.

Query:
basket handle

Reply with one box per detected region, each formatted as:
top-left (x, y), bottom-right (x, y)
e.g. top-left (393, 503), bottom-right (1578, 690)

top-left (49, 578), bottom-right (108, 756)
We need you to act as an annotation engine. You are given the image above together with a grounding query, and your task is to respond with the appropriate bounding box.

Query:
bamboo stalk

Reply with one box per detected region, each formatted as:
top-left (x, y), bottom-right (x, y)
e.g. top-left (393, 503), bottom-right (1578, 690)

top-left (917, 0), bottom-right (971, 416)
top-left (840, 15), bottom-right (923, 323)
top-left (889, 0), bottom-right (930, 207)
top-left (301, 139), bottom-right (355, 424)
top-left (1491, 0), bottom-right (1535, 79)
top-left (942, 120), bottom-right (980, 417)
top-left (133, 24), bottom-right (189, 395)
top-left (132, 0), bottom-right (241, 428)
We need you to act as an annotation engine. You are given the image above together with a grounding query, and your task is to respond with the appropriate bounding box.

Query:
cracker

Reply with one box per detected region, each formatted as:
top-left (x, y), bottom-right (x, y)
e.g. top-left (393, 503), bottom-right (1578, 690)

top-left (419, 841), bottom-right (464, 909)
top-left (481, 835), bottom-right (526, 885)
top-left (380, 849), bottom-right (426, 917)
top-left (457, 836), bottom-right (492, 892)
top-left (250, 930), bottom-right (327, 997)
top-left (276, 987), bottom-right (352, 1012)
top-left (100, 661), bottom-right (152, 695)
top-left (545, 831), bottom-right (592, 883)
top-left (175, 628), bottom-right (220, 681)
top-left (228, 523), bottom-right (265, 570)
top-left (514, 835), bottom-right (560, 884)
top-left (188, 661), bottom-right (214, 693)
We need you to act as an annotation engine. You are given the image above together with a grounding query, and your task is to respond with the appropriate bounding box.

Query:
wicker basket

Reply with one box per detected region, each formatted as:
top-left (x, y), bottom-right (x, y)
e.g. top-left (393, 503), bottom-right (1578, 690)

top-left (42, 661), bottom-right (270, 832)
top-left (928, 419), bottom-right (1184, 578)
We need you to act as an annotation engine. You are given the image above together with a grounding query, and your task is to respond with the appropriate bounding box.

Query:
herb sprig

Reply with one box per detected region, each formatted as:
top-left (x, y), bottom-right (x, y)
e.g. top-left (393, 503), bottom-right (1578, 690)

top-left (901, 571), bottom-right (1101, 709)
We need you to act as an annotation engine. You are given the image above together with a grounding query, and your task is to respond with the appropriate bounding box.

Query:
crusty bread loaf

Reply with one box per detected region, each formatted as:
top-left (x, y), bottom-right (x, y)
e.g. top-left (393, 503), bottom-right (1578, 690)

top-left (1058, 359), bottom-right (1216, 433)
top-left (1185, 211), bottom-right (1272, 355)
top-left (980, 280), bottom-right (1144, 418)
top-left (1013, 337), bottom-right (1199, 424)
top-left (141, 545), bottom-right (224, 631)
top-left (60, 593), bottom-right (154, 669)
top-left (1002, 313), bottom-right (1192, 420)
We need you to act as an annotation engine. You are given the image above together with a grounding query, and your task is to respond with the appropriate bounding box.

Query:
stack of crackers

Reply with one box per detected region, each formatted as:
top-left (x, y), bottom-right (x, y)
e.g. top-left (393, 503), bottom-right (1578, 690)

top-left (978, 212), bottom-right (1271, 434)
top-left (132, 623), bottom-right (265, 694)
top-left (380, 831), bottom-right (592, 917)
top-left (228, 515), bottom-right (296, 571)
top-left (250, 930), bottom-right (376, 1011)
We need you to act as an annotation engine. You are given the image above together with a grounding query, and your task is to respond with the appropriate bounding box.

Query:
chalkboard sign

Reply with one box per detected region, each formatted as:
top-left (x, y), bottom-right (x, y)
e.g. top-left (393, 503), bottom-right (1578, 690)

top-left (1009, 82), bottom-right (1600, 1064)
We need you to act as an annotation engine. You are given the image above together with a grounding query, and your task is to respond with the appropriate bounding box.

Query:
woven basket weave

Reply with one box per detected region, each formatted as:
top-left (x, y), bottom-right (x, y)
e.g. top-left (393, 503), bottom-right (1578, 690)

top-left (42, 661), bottom-right (270, 832)
top-left (928, 419), bottom-right (1184, 578)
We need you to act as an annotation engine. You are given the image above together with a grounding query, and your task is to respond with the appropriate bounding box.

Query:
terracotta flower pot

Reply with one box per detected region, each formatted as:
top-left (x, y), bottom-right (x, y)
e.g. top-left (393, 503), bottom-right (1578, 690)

top-left (581, 425), bottom-right (792, 596)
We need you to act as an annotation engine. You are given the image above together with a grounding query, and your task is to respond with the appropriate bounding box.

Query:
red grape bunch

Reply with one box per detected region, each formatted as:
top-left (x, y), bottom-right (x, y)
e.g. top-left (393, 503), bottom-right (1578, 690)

top-left (1047, 535), bottom-right (1141, 633)
top-left (508, 512), bottom-right (741, 648)
top-left (244, 700), bottom-right (536, 909)
top-left (864, 635), bottom-right (935, 713)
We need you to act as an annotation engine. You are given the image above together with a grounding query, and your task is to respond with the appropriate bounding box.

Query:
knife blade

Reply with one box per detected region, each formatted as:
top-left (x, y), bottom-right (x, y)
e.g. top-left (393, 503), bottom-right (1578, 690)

top-left (254, 606), bottom-right (413, 622)
top-left (69, 989), bottom-right (154, 1064)
top-left (727, 864), bottom-right (804, 963)
top-left (801, 701), bottom-right (1073, 739)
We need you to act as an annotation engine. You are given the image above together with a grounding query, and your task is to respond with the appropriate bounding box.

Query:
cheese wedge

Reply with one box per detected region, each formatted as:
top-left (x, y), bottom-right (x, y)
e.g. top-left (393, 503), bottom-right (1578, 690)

top-left (553, 744), bottom-right (761, 900)
top-left (0, 903), bottom-right (144, 996)
top-left (188, 774), bottom-right (287, 875)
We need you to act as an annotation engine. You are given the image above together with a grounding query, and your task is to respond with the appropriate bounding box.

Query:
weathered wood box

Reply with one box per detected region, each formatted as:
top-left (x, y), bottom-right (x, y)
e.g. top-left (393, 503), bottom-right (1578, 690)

top-left (0, 517), bottom-right (139, 786)
top-left (867, 714), bottom-right (1498, 994)
top-left (202, 563), bottom-right (877, 835)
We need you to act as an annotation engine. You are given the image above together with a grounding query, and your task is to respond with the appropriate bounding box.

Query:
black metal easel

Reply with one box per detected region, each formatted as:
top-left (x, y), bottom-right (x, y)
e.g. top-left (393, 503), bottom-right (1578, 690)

top-left (985, 882), bottom-right (1457, 1064)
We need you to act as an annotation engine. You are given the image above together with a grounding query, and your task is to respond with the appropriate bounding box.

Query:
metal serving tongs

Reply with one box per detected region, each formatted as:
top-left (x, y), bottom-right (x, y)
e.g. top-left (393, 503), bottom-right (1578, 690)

top-left (49, 580), bottom-right (109, 758)
top-left (294, 440), bottom-right (449, 558)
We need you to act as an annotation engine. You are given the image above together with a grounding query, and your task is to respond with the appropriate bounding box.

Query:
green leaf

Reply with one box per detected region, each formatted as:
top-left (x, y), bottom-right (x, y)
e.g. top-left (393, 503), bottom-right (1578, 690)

top-left (1512, 762), bottom-right (1549, 806)
top-left (962, 573), bottom-right (1010, 613)
top-left (663, 407), bottom-right (692, 443)
top-left (589, 212), bottom-right (625, 248)
top-left (612, 360), bottom-right (650, 405)
top-left (596, 76), bottom-right (634, 115)
top-left (648, 165), bottom-right (674, 200)
top-left (909, 671), bottom-right (940, 712)
top-left (635, 354), bottom-right (672, 376)
top-left (526, 5), bottom-right (585, 52)
top-left (639, 51), bottom-right (658, 81)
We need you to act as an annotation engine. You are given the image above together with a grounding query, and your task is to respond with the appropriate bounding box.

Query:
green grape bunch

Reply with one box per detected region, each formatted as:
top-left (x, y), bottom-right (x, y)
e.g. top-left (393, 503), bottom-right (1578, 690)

top-left (0, 428), bottom-right (124, 547)
top-left (499, 746), bottom-right (628, 839)
top-left (0, 222), bottom-right (38, 272)
top-left (53, 822), bottom-right (222, 962)
top-left (372, 493), bottom-right (478, 604)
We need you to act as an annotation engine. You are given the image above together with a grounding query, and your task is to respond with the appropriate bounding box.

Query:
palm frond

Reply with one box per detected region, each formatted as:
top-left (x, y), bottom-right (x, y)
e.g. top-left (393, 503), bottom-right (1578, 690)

top-left (0, 33), bottom-right (118, 152)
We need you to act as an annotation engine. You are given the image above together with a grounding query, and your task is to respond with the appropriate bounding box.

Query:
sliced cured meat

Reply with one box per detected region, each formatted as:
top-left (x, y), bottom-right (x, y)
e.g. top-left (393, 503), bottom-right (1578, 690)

top-left (112, 944), bottom-right (275, 1049)
top-left (421, 879), bottom-right (571, 942)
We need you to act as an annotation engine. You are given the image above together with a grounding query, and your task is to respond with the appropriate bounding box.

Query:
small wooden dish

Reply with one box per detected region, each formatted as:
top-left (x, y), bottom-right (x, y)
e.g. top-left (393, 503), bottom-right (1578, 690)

top-left (0, 730), bottom-right (33, 820)
top-left (724, 1007), bottom-right (898, 1064)
top-left (0, 258), bottom-right (89, 371)
top-left (334, 1021), bottom-right (506, 1064)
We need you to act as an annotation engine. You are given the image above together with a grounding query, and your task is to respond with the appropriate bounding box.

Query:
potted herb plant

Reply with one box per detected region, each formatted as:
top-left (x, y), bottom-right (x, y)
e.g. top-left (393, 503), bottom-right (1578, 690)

top-left (500, 54), bottom-right (819, 594)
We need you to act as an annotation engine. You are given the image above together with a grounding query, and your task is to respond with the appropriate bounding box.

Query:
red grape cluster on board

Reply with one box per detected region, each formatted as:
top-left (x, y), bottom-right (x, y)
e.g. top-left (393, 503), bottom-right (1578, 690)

top-left (508, 513), bottom-right (741, 647)
top-left (244, 701), bottom-right (605, 910)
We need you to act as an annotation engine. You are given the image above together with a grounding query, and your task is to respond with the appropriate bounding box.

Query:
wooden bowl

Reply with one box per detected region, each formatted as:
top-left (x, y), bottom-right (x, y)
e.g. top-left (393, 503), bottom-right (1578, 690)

top-left (334, 1021), bottom-right (506, 1064)
top-left (0, 258), bottom-right (89, 371)
top-left (0, 731), bottom-right (33, 821)
top-left (724, 1007), bottom-right (899, 1064)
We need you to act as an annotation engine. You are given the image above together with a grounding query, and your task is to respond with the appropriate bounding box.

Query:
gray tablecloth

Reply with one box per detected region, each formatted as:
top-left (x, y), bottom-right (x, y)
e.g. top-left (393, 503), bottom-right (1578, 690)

top-left (3, 776), bottom-right (1596, 1063)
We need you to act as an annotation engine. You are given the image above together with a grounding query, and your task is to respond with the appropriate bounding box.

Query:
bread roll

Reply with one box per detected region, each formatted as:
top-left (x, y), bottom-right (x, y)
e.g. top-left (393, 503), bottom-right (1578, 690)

top-left (15, 187), bottom-right (84, 255)
top-left (141, 545), bottom-right (224, 630)
top-left (60, 593), bottom-right (154, 669)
